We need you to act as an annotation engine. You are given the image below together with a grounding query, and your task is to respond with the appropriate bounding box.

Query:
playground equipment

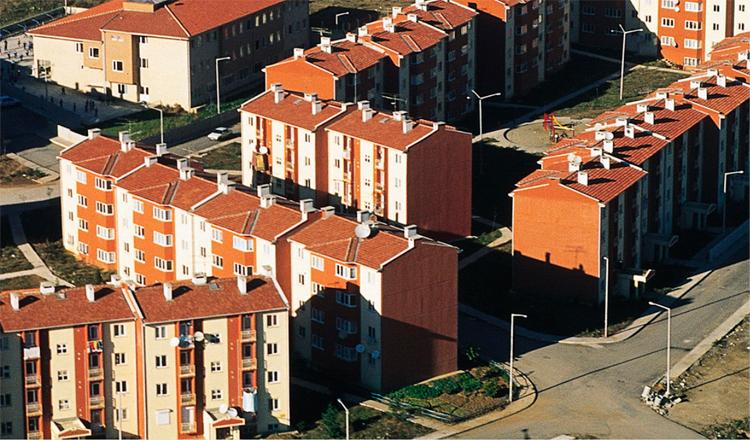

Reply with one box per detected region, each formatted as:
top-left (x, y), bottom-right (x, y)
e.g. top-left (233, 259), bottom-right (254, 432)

top-left (543, 112), bottom-right (576, 141)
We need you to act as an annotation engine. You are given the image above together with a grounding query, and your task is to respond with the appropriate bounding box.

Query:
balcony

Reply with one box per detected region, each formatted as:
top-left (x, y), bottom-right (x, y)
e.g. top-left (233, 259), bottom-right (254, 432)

top-left (28, 431), bottom-right (43, 440)
top-left (181, 392), bottom-right (196, 406)
top-left (26, 402), bottom-right (42, 415)
top-left (181, 422), bottom-right (197, 433)
top-left (25, 374), bottom-right (40, 386)
top-left (87, 340), bottom-right (103, 353)
top-left (241, 329), bottom-right (256, 342)
top-left (89, 395), bottom-right (104, 408)
top-left (23, 346), bottom-right (40, 360)
top-left (179, 364), bottom-right (195, 377)
top-left (242, 358), bottom-right (257, 370)
top-left (89, 368), bottom-right (103, 380)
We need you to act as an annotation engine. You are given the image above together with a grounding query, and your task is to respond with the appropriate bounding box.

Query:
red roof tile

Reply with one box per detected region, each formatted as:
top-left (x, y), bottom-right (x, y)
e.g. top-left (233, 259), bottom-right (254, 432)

top-left (364, 17), bottom-right (446, 56)
top-left (60, 136), bottom-right (152, 178)
top-left (0, 285), bottom-right (136, 332)
top-left (301, 40), bottom-right (386, 77)
top-left (326, 109), bottom-right (441, 151)
top-left (240, 90), bottom-right (348, 131)
top-left (562, 159), bottom-right (645, 203)
top-left (134, 276), bottom-right (286, 323)
top-left (673, 74), bottom-right (750, 115)
top-left (117, 163), bottom-right (216, 210)
top-left (402, 0), bottom-right (477, 31)
top-left (707, 32), bottom-right (750, 63)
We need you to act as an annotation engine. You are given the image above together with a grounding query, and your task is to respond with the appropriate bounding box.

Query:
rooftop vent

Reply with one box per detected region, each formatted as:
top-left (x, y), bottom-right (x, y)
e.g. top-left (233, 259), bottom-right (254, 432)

top-left (358, 25), bottom-right (369, 37)
top-left (179, 166), bottom-right (194, 181)
top-left (260, 194), bottom-right (275, 208)
top-left (624, 126), bottom-right (635, 139)
top-left (644, 111), bottom-right (655, 125)
top-left (217, 171), bottom-right (232, 194)
top-left (163, 282), bottom-right (172, 301)
top-left (299, 199), bottom-right (315, 214)
top-left (192, 273), bottom-right (207, 286)
top-left (257, 184), bottom-right (271, 198)
top-left (567, 154), bottom-right (582, 172)
top-left (383, 17), bottom-right (395, 32)
top-left (603, 139), bottom-right (614, 153)
top-left (392, 6), bottom-right (402, 17)
top-left (636, 103), bottom-right (649, 113)
top-left (407, 13), bottom-right (419, 22)
top-left (85, 284), bottom-right (95, 302)
top-left (393, 111), bottom-right (407, 121)
top-left (577, 171), bottom-right (589, 186)
top-left (320, 36), bottom-right (332, 54)
top-left (237, 275), bottom-right (248, 295)
top-left (690, 79), bottom-right (702, 89)
top-left (402, 118), bottom-right (414, 134)
top-left (697, 87), bottom-right (708, 100)
top-left (293, 48), bottom-right (304, 59)
top-left (600, 156), bottom-right (611, 170)
top-left (39, 281), bottom-right (55, 295)
top-left (595, 131), bottom-right (613, 141)
top-left (656, 91), bottom-right (668, 99)
top-left (404, 224), bottom-right (418, 239)
top-left (321, 206), bottom-right (335, 219)
top-left (144, 156), bottom-right (157, 167)
top-left (716, 74), bottom-right (727, 87)
top-left (304, 92), bottom-right (318, 102)
top-left (119, 131), bottom-right (133, 152)
top-left (615, 116), bottom-right (628, 127)
top-left (345, 32), bottom-right (357, 43)
top-left (362, 107), bottom-right (374, 122)
top-left (665, 98), bottom-right (675, 111)
top-left (88, 128), bottom-right (101, 140)
top-left (591, 147), bottom-right (602, 157)
top-left (155, 142), bottom-right (167, 157)
top-left (357, 101), bottom-right (370, 110)
top-left (10, 292), bottom-right (20, 311)
top-left (311, 99), bottom-right (323, 115)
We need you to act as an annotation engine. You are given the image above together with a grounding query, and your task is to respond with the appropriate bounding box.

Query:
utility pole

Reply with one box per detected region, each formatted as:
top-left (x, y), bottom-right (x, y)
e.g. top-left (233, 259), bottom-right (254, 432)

top-left (612, 25), bottom-right (643, 100)
top-left (509, 313), bottom-right (527, 403)
top-left (337, 398), bottom-right (349, 440)
top-left (649, 301), bottom-right (671, 396)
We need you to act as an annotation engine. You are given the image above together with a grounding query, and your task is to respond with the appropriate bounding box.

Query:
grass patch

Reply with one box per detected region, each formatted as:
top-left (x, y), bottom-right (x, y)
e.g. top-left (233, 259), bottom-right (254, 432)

top-left (310, 0), bottom-right (403, 14)
top-left (196, 142), bottom-right (242, 170)
top-left (0, 156), bottom-right (46, 185)
top-left (0, 274), bottom-right (45, 291)
top-left (0, 216), bottom-right (33, 274)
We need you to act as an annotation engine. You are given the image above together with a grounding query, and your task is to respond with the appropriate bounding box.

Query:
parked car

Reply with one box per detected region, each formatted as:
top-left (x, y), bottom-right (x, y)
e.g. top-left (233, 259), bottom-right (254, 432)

top-left (0, 96), bottom-right (20, 108)
top-left (207, 127), bottom-right (233, 141)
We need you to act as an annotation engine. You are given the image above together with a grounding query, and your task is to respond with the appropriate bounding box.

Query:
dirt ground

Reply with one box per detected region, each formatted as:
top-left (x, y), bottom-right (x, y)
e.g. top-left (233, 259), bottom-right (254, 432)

top-left (504, 118), bottom-right (590, 154)
top-left (0, 156), bottom-right (38, 186)
top-left (667, 317), bottom-right (749, 438)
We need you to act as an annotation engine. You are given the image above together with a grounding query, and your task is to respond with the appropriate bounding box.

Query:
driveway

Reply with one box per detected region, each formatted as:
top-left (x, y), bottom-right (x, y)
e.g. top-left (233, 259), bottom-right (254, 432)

top-left (457, 245), bottom-right (749, 438)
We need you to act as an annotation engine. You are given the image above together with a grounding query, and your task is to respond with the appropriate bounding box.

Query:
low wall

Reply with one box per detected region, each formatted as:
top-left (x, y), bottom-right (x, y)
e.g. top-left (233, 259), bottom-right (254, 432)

top-left (140, 110), bottom-right (240, 146)
top-left (57, 125), bottom-right (86, 145)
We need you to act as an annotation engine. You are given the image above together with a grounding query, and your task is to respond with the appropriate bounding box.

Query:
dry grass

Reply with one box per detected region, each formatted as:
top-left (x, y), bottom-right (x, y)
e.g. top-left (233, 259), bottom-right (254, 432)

top-left (310, 0), bottom-right (409, 15)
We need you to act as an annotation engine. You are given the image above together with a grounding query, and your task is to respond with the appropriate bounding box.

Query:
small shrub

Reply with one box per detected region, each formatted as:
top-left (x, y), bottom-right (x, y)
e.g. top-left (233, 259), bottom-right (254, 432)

top-left (320, 404), bottom-right (344, 439)
top-left (400, 384), bottom-right (442, 400)
top-left (482, 380), bottom-right (502, 398)
top-left (432, 378), bottom-right (461, 395)
top-left (456, 373), bottom-right (482, 393)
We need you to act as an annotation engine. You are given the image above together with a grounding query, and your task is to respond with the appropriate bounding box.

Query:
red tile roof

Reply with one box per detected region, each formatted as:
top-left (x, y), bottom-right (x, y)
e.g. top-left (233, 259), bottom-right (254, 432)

top-left (301, 39), bottom-right (386, 77)
top-left (240, 90), bottom-right (348, 131)
top-left (364, 17), bottom-right (446, 56)
top-left (326, 109), bottom-right (439, 151)
top-left (60, 136), bottom-right (152, 178)
top-left (561, 159), bottom-right (645, 203)
top-left (117, 163), bottom-right (217, 210)
top-left (402, 0), bottom-right (477, 31)
top-left (516, 169), bottom-right (564, 187)
top-left (30, 0), bottom-right (283, 40)
top-left (0, 285), bottom-right (136, 332)
top-left (674, 74), bottom-right (750, 115)
top-left (134, 276), bottom-right (286, 323)
top-left (288, 215), bottom-right (412, 268)
top-left (193, 189), bottom-right (304, 241)
top-left (707, 32), bottom-right (750, 63)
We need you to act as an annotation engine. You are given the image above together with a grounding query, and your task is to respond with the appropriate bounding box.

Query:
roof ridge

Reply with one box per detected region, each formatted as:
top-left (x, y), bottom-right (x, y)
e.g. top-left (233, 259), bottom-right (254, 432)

top-left (344, 238), bottom-right (358, 262)
top-left (401, 34), bottom-right (421, 52)
top-left (163, 180), bottom-right (180, 204)
top-left (102, 152), bottom-right (120, 175)
top-left (164, 3), bottom-right (191, 37)
top-left (33, 7), bottom-right (120, 31)
top-left (337, 54), bottom-right (357, 73)
top-left (243, 210), bottom-right (260, 235)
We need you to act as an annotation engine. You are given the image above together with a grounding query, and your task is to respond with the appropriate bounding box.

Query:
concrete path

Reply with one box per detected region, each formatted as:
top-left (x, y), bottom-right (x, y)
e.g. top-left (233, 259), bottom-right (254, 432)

top-left (570, 49), bottom-right (687, 74)
top-left (459, 228), bottom-right (511, 270)
top-left (5, 213), bottom-right (72, 287)
top-left (0, 183), bottom-right (58, 206)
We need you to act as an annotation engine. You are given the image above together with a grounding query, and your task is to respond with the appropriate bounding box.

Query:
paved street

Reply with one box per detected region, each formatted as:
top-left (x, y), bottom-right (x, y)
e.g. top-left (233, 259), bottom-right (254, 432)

top-left (168, 123), bottom-right (241, 157)
top-left (457, 245), bottom-right (749, 439)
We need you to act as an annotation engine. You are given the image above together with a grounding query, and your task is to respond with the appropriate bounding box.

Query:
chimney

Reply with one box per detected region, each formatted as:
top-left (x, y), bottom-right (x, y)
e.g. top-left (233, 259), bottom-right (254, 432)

top-left (577, 171), bottom-right (589, 186)
top-left (357, 101), bottom-right (370, 110)
top-left (697, 87), bottom-right (708, 100)
top-left (273, 88), bottom-right (284, 104)
top-left (601, 156), bottom-right (611, 169)
top-left (88, 128), bottom-right (101, 139)
top-left (357, 210), bottom-right (370, 223)
top-left (392, 6), bottom-right (402, 17)
top-left (155, 142), bottom-right (167, 157)
top-left (257, 184), bottom-right (271, 198)
top-left (144, 156), bottom-right (157, 167)
top-left (636, 103), bottom-right (649, 113)
top-left (119, 131), bottom-right (131, 147)
top-left (624, 126), bottom-right (635, 139)
top-left (345, 32), bottom-right (357, 43)
top-left (416, 0), bottom-right (428, 10)
top-left (594, 131), bottom-right (609, 141)
top-left (362, 107), bottom-right (374, 122)
top-left (716, 74), bottom-right (727, 87)
top-left (603, 139), bottom-right (614, 153)
top-left (321, 206), bottom-right (335, 219)
top-left (237, 275), bottom-right (248, 295)
top-left (665, 98), bottom-right (675, 111)
top-left (177, 158), bottom-right (189, 170)
top-left (39, 282), bottom-right (55, 295)
top-left (739, 51), bottom-right (749, 61)
top-left (192, 273), bottom-right (207, 286)
top-left (179, 167), bottom-right (194, 181)
top-left (402, 118), bottom-right (414, 134)
top-left (358, 25), bottom-right (369, 37)
top-left (320, 36), bottom-right (332, 54)
top-left (216, 172), bottom-right (232, 194)
top-left (615, 116), bottom-right (628, 127)
top-left (568, 155), bottom-right (581, 172)
top-left (299, 199), bottom-right (315, 213)
top-left (311, 99), bottom-right (323, 115)
top-left (644, 111), bottom-right (655, 125)
top-left (591, 147), bottom-right (602, 157)
top-left (85, 284), bottom-right (95, 302)
top-left (407, 13), bottom-right (418, 22)
top-left (656, 91), bottom-right (668, 99)
top-left (393, 111), bottom-right (407, 121)
top-left (10, 292), bottom-right (20, 311)
top-left (403, 225), bottom-right (418, 239)
top-left (293, 48), bottom-right (304, 59)
top-left (304, 92), bottom-right (318, 102)
top-left (690, 79), bottom-right (702, 89)
top-left (163, 282), bottom-right (172, 301)
top-left (260, 194), bottom-right (275, 208)
top-left (383, 17), bottom-right (395, 32)
top-left (707, 68), bottom-right (718, 76)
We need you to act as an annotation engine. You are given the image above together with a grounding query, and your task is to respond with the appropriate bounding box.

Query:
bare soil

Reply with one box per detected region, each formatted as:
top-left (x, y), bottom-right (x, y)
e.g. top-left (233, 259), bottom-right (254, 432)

top-left (0, 156), bottom-right (40, 186)
top-left (505, 119), bottom-right (589, 154)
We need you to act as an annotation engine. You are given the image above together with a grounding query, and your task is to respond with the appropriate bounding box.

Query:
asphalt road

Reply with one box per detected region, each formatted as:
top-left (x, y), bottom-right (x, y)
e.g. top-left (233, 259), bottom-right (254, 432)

top-left (457, 245), bottom-right (749, 439)
top-left (168, 123), bottom-right (241, 157)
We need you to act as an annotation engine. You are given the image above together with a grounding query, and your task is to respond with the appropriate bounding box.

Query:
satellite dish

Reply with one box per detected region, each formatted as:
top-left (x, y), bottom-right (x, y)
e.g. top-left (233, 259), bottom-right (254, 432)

top-left (355, 344), bottom-right (365, 353)
top-left (355, 223), bottom-right (371, 239)
top-left (219, 404), bottom-right (229, 414)
top-left (259, 146), bottom-right (269, 154)
top-left (227, 408), bottom-right (238, 417)
top-left (371, 351), bottom-right (380, 359)
top-left (194, 331), bottom-right (205, 342)
top-left (169, 337), bottom-right (180, 348)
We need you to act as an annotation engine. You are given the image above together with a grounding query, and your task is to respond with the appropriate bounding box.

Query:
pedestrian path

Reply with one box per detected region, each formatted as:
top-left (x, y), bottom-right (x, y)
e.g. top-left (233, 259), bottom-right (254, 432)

top-left (5, 213), bottom-right (73, 287)
top-left (459, 228), bottom-right (511, 270)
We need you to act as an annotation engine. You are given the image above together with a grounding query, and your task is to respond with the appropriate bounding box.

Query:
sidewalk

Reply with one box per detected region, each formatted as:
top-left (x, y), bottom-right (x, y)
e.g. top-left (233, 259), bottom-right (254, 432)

top-left (0, 182), bottom-right (59, 206)
top-left (6, 213), bottom-right (73, 287)
top-left (459, 228), bottom-right (511, 270)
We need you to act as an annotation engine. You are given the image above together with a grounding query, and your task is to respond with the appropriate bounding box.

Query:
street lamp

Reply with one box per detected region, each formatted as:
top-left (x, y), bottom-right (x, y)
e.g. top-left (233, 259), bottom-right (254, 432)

top-left (335, 12), bottom-right (350, 27)
top-left (215, 56), bottom-right (231, 114)
top-left (467, 89), bottom-right (502, 140)
top-left (509, 313), bottom-right (527, 403)
top-left (611, 25), bottom-right (642, 101)
top-left (603, 256), bottom-right (610, 338)
top-left (648, 301), bottom-right (671, 396)
top-left (722, 170), bottom-right (744, 233)
top-left (141, 102), bottom-right (164, 145)
top-left (336, 398), bottom-right (349, 440)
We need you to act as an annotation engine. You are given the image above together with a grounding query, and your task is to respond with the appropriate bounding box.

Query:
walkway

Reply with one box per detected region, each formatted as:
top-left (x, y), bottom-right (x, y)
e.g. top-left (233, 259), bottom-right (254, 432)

top-left (459, 228), bottom-right (511, 270)
top-left (4, 213), bottom-right (72, 287)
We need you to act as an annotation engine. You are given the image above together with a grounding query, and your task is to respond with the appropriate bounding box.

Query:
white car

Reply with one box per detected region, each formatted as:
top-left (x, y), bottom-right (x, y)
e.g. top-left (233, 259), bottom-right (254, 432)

top-left (207, 127), bottom-right (233, 141)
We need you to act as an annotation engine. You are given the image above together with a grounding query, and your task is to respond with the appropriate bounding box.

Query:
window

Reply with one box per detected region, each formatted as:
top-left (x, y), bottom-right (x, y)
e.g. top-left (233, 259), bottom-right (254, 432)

top-left (713, 4), bottom-right (720, 11)
top-left (96, 225), bottom-right (114, 240)
top-left (56, 344), bottom-right (68, 355)
top-left (155, 326), bottom-right (166, 339)
top-left (233, 263), bottom-right (252, 276)
top-left (155, 355), bottom-right (167, 368)
top-left (95, 177), bottom-right (112, 191)
top-left (336, 291), bottom-right (357, 308)
top-left (211, 389), bottom-right (223, 400)
top-left (114, 353), bottom-right (126, 365)
top-left (684, 39), bottom-right (701, 49)
top-left (78, 219), bottom-right (89, 231)
top-left (266, 314), bottom-right (278, 327)
top-left (662, 0), bottom-right (676, 7)
top-left (210, 361), bottom-right (222, 372)
top-left (77, 194), bottom-right (88, 207)
top-left (684, 1), bottom-right (701, 11)
top-left (133, 199), bottom-right (144, 213)
top-left (582, 23), bottom-right (594, 33)
top-left (134, 225), bottom-right (145, 238)
top-left (95, 201), bottom-right (114, 215)
top-left (57, 370), bottom-right (69, 381)
top-left (660, 36), bottom-right (675, 46)
top-left (684, 20), bottom-right (701, 30)
top-left (212, 254), bottom-right (223, 268)
top-left (135, 249), bottom-right (145, 263)
top-left (78, 242), bottom-right (89, 255)
top-left (153, 207), bottom-right (171, 221)
top-left (683, 57), bottom-right (699, 66)
top-left (0, 394), bottom-right (10, 407)
top-left (335, 317), bottom-right (357, 334)
top-left (75, 42), bottom-right (83, 52)
top-left (136, 273), bottom-right (146, 285)
top-left (0, 366), bottom-right (9, 378)
top-left (604, 7), bottom-right (622, 17)
top-left (269, 398), bottom-right (280, 411)
top-left (89, 47), bottom-right (100, 58)
top-left (211, 228), bottom-right (223, 242)
top-left (713, 23), bottom-right (720, 30)
top-left (661, 17), bottom-right (675, 27)
top-left (267, 371), bottom-right (279, 383)
top-left (139, 36), bottom-right (148, 43)
top-left (156, 383), bottom-right (168, 396)
top-left (113, 324), bottom-right (125, 337)
top-left (335, 344), bottom-right (357, 362)
top-left (59, 399), bottom-right (70, 410)
top-left (298, 274), bottom-right (305, 285)
top-left (115, 408), bottom-right (128, 421)
top-left (312, 282), bottom-right (325, 297)
top-left (335, 264), bottom-right (356, 280)
top-left (232, 236), bottom-right (253, 251)
top-left (112, 60), bottom-right (124, 72)
top-left (96, 249), bottom-right (115, 264)
top-left (266, 343), bottom-right (278, 355)
top-left (311, 308), bottom-right (325, 324)
top-left (154, 257), bottom-right (173, 272)
top-left (368, 326), bottom-right (377, 342)
top-left (116, 380), bottom-right (127, 393)
top-left (153, 231), bottom-right (173, 247)
top-left (140, 58), bottom-right (148, 68)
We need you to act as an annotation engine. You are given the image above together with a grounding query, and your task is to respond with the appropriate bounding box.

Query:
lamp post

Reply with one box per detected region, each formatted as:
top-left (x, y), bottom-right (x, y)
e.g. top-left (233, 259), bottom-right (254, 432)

top-left (611, 25), bottom-right (642, 101)
top-left (509, 313), bottom-right (527, 403)
top-left (336, 398), bottom-right (349, 440)
top-left (648, 301), bottom-right (671, 396)
top-left (722, 170), bottom-right (744, 233)
top-left (141, 102), bottom-right (164, 145)
top-left (603, 256), bottom-right (610, 338)
top-left (335, 12), bottom-right (350, 27)
top-left (215, 56), bottom-right (231, 114)
top-left (467, 89), bottom-right (502, 140)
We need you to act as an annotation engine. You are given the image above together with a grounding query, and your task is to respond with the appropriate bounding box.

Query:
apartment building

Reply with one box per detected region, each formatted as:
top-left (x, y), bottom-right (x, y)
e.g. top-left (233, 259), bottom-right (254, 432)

top-left (29, 0), bottom-right (309, 110)
top-left (240, 87), bottom-right (473, 239)
top-left (706, 32), bottom-right (750, 63)
top-left (263, 35), bottom-right (388, 107)
top-left (282, 210), bottom-right (458, 391)
top-left (0, 276), bottom-right (290, 439)
top-left (512, 69), bottom-right (749, 303)
top-left (455, 0), bottom-right (571, 98)
top-left (58, 133), bottom-right (461, 392)
top-left (571, 0), bottom-right (748, 67)
top-left (266, 0), bottom-right (477, 121)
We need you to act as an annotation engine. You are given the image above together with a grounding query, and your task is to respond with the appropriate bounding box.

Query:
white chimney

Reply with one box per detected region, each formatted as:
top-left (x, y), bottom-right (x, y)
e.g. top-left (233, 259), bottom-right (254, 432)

top-left (577, 171), bottom-right (589, 186)
top-left (163, 282), bottom-right (173, 301)
top-left (273, 88), bottom-right (284, 104)
top-left (179, 167), bottom-right (194, 181)
top-left (392, 6), bottom-right (402, 17)
top-left (644, 111), bottom-right (655, 125)
top-left (716, 74), bottom-right (727, 87)
top-left (88, 128), bottom-right (101, 139)
top-left (144, 156), bottom-right (157, 167)
top-left (362, 108), bottom-right (374, 122)
top-left (192, 273), bottom-right (207, 286)
top-left (615, 116), bottom-right (628, 127)
top-left (404, 225), bottom-right (418, 239)
top-left (601, 156), bottom-right (611, 170)
top-left (10, 292), bottom-right (20, 311)
top-left (237, 275), bottom-right (248, 295)
top-left (603, 139), bottom-right (614, 153)
top-left (304, 92), bottom-right (317, 102)
top-left (177, 158), bottom-right (188, 170)
top-left (739, 51), bottom-right (749, 61)
top-left (320, 36), bottom-right (332, 53)
top-left (591, 147), bottom-right (602, 157)
top-left (357, 101), bottom-right (370, 110)
top-left (257, 184), bottom-right (271, 198)
top-left (321, 206), bottom-right (335, 219)
top-left (636, 103), bottom-right (649, 113)
top-left (155, 142), bottom-right (167, 157)
top-left (568, 154), bottom-right (581, 172)
top-left (707, 68), bottom-right (718, 76)
top-left (407, 13), bottom-right (418, 22)
top-left (656, 91), bottom-right (668, 99)
top-left (357, 210), bottom-right (370, 223)
top-left (665, 98), bottom-right (675, 111)
top-left (594, 131), bottom-right (608, 141)
top-left (697, 87), bottom-right (708, 100)
top-left (358, 25), bottom-right (369, 37)
top-left (299, 199), bottom-right (315, 213)
top-left (690, 79), bottom-right (702, 89)
top-left (85, 284), bottom-right (95, 302)
top-left (217, 172), bottom-right (232, 194)
top-left (624, 126), bottom-right (635, 139)
top-left (260, 195), bottom-right (275, 208)
top-left (293, 48), bottom-right (304, 59)
top-left (393, 111), bottom-right (407, 121)
top-left (119, 130), bottom-right (131, 146)
top-left (416, 0), bottom-right (428, 10)
top-left (39, 282), bottom-right (55, 295)
top-left (311, 99), bottom-right (323, 115)
top-left (383, 17), bottom-right (395, 32)
top-left (345, 32), bottom-right (357, 43)
top-left (402, 118), bottom-right (414, 134)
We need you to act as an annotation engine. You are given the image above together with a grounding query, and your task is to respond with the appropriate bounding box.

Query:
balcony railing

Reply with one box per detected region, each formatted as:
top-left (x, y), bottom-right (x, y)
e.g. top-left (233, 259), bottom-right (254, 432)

top-left (25, 375), bottom-right (40, 386)
top-left (181, 393), bottom-right (196, 406)
top-left (28, 431), bottom-right (43, 439)
top-left (181, 422), bottom-right (197, 433)
top-left (26, 402), bottom-right (41, 415)
top-left (179, 364), bottom-right (195, 376)
top-left (23, 346), bottom-right (40, 360)
top-left (242, 358), bottom-right (257, 370)
top-left (241, 329), bottom-right (256, 342)
top-left (89, 368), bottom-right (103, 380)
top-left (90, 395), bottom-right (104, 408)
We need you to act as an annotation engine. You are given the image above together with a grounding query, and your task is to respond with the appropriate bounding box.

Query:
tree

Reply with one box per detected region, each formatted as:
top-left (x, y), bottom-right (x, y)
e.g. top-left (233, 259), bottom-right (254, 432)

top-left (321, 403), bottom-right (344, 438)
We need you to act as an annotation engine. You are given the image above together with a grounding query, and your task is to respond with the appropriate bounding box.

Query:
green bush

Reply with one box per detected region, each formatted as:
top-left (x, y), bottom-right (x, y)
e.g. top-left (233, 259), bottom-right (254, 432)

top-left (391, 384), bottom-right (442, 400)
top-left (432, 378), bottom-right (461, 395)
top-left (320, 404), bottom-right (344, 438)
top-left (482, 380), bottom-right (502, 398)
top-left (456, 373), bottom-right (482, 393)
